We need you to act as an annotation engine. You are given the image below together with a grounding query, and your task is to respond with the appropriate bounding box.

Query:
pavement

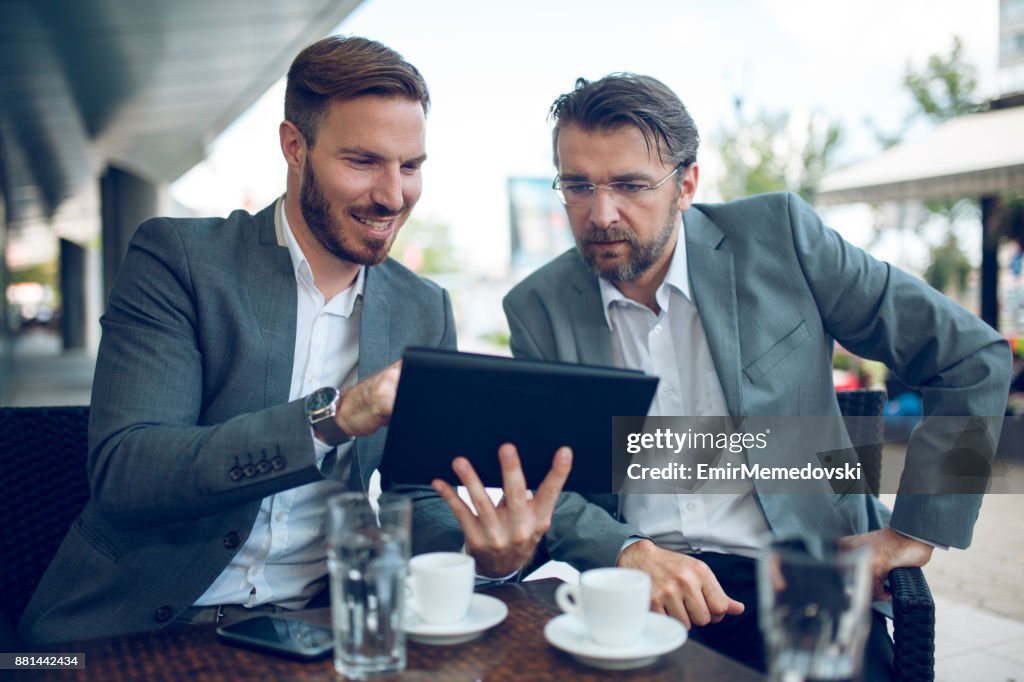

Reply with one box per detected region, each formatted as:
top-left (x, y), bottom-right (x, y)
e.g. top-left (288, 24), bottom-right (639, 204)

top-left (4, 329), bottom-right (1024, 681)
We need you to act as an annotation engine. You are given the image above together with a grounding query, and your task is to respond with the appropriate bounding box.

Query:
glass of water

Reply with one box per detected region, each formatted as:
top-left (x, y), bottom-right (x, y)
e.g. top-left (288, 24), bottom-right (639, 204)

top-left (758, 538), bottom-right (872, 682)
top-left (327, 492), bottom-right (411, 680)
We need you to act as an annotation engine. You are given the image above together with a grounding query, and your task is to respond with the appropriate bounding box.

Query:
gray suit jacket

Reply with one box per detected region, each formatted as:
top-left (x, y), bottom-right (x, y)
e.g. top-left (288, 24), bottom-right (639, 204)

top-left (21, 200), bottom-right (460, 645)
top-left (503, 192), bottom-right (1010, 571)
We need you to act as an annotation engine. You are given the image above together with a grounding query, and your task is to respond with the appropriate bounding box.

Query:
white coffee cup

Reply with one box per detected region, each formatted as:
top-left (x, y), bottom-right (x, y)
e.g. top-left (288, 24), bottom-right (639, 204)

top-left (406, 552), bottom-right (475, 625)
top-left (555, 567), bottom-right (651, 646)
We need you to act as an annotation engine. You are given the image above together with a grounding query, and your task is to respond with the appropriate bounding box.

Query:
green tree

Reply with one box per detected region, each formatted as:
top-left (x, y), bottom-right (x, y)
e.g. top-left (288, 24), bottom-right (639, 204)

top-left (903, 36), bottom-right (981, 123)
top-left (866, 35), bottom-right (992, 295)
top-left (717, 109), bottom-right (843, 203)
top-left (923, 232), bottom-right (972, 294)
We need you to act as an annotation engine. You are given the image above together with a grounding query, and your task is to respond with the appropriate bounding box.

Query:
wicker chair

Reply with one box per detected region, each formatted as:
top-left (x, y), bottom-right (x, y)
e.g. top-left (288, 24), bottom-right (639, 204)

top-left (0, 406), bottom-right (92, 651)
top-left (836, 390), bottom-right (935, 682)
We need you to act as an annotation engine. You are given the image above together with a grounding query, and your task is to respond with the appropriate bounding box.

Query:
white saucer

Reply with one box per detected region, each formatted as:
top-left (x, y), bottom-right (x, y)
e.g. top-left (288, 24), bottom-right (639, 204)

top-left (403, 594), bottom-right (508, 645)
top-left (544, 612), bottom-right (687, 670)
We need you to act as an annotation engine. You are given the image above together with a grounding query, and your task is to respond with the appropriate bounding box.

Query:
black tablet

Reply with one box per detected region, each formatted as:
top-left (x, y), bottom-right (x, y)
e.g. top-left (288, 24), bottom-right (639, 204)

top-left (379, 347), bottom-right (658, 493)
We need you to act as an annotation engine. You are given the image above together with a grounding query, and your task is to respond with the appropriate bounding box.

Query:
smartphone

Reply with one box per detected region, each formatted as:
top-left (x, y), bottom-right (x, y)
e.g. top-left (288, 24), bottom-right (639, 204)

top-left (216, 615), bottom-right (333, 660)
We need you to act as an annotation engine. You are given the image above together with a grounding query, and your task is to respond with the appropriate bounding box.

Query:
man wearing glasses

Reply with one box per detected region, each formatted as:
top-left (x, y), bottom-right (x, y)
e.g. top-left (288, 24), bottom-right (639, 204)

top-left (503, 74), bottom-right (1009, 677)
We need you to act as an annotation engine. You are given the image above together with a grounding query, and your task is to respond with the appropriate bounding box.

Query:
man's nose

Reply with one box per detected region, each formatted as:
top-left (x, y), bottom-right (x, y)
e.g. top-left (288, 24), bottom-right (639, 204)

top-left (370, 167), bottom-right (404, 213)
top-left (588, 186), bottom-right (620, 228)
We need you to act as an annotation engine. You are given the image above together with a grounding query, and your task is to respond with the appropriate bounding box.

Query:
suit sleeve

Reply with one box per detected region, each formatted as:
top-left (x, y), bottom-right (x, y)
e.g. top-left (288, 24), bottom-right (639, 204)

top-left (785, 193), bottom-right (1010, 547)
top-left (88, 219), bottom-right (323, 528)
top-left (503, 292), bottom-right (644, 570)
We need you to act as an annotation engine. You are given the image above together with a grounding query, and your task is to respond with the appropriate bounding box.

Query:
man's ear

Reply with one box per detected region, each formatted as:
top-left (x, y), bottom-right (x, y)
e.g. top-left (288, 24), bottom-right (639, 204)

top-left (279, 120), bottom-right (307, 172)
top-left (676, 163), bottom-right (699, 212)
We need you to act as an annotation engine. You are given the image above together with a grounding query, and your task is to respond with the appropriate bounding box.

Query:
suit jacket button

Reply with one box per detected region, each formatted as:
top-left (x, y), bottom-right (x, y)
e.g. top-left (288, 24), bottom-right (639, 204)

top-left (223, 532), bottom-right (240, 549)
top-left (154, 606), bottom-right (173, 622)
top-left (243, 464), bottom-right (257, 477)
top-left (257, 460), bottom-right (271, 474)
top-left (229, 467), bottom-right (244, 481)
top-left (271, 457), bottom-right (286, 470)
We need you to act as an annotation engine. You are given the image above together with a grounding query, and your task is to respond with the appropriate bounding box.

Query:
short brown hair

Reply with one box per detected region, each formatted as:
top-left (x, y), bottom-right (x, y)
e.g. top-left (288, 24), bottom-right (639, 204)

top-left (549, 74), bottom-right (699, 169)
top-left (285, 35), bottom-right (430, 146)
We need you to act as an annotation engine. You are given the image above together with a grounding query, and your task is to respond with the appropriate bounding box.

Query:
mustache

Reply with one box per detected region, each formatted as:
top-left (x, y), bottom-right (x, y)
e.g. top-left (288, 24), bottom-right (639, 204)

top-left (581, 226), bottom-right (638, 246)
top-left (351, 203), bottom-right (404, 221)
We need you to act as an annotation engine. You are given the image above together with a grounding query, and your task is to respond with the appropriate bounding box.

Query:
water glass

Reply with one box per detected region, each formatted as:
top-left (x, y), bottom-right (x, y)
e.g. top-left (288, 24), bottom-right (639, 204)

top-left (327, 492), bottom-right (411, 680)
top-left (758, 538), bottom-right (872, 682)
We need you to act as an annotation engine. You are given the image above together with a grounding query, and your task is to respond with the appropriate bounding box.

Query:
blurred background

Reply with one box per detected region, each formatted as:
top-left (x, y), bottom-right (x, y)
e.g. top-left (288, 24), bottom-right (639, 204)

top-left (2, 2), bottom-right (1024, 678)
top-left (3, 0), bottom-right (1023, 370)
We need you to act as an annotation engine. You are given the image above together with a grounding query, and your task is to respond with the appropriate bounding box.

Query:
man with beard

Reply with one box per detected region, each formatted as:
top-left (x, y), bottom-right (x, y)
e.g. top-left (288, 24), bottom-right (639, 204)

top-left (503, 74), bottom-right (1009, 677)
top-left (20, 36), bottom-right (569, 646)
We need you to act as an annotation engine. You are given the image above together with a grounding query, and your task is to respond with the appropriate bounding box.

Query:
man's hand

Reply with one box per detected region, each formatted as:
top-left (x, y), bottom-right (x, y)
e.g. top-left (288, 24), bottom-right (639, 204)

top-left (616, 539), bottom-right (744, 629)
top-left (431, 444), bottom-right (572, 578)
top-left (334, 361), bottom-right (401, 438)
top-left (839, 528), bottom-right (933, 601)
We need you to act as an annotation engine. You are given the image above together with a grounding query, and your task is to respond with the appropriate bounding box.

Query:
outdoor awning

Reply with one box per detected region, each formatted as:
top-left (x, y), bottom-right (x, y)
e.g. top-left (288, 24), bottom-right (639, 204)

top-left (817, 106), bottom-right (1024, 205)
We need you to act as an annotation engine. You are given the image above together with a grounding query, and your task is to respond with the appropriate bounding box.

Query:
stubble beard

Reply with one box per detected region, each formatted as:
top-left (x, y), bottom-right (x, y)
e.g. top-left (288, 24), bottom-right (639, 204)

top-left (299, 155), bottom-right (397, 266)
top-left (577, 198), bottom-right (679, 282)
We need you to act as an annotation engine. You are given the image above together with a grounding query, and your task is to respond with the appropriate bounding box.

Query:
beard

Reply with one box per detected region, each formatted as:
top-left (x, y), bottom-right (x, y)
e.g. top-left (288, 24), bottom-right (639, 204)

top-left (299, 155), bottom-right (398, 266)
top-left (576, 198), bottom-right (679, 282)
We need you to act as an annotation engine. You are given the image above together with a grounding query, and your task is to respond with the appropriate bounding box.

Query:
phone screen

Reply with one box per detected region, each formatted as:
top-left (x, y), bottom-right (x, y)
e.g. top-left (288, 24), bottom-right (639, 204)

top-left (217, 616), bottom-right (333, 659)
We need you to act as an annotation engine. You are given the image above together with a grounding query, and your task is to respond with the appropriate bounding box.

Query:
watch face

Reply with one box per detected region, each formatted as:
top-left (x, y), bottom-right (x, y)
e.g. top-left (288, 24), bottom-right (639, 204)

top-left (307, 387), bottom-right (337, 413)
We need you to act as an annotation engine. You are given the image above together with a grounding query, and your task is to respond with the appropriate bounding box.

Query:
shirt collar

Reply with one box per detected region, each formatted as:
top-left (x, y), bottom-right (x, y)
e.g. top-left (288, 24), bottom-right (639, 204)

top-left (279, 198), bottom-right (365, 316)
top-left (598, 218), bottom-right (691, 329)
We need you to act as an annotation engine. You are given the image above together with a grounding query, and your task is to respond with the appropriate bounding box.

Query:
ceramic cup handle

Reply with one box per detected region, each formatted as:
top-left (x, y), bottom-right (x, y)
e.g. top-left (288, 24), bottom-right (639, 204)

top-left (555, 583), bottom-right (582, 618)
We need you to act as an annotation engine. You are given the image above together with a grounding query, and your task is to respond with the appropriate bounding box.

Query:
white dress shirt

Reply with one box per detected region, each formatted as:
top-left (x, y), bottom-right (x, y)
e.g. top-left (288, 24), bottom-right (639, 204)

top-left (195, 202), bottom-right (362, 609)
top-left (606, 221), bottom-right (771, 558)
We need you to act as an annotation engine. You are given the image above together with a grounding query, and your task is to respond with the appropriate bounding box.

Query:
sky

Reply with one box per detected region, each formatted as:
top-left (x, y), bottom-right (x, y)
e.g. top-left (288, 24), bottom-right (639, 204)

top-left (170, 0), bottom-right (1001, 276)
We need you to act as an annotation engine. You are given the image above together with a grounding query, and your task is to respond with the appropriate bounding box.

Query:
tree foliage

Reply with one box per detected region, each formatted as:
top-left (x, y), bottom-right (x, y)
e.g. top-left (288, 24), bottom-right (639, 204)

top-left (923, 232), bottom-right (972, 294)
top-left (716, 110), bottom-right (843, 203)
top-left (903, 36), bottom-right (981, 123)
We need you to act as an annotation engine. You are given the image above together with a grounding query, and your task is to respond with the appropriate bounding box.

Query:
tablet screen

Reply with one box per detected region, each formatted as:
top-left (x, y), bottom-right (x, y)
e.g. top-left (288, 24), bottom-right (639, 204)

top-left (379, 348), bottom-right (658, 493)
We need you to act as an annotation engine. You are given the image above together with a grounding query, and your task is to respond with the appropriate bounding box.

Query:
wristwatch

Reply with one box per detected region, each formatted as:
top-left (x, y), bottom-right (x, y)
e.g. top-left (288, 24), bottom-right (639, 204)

top-left (304, 387), bottom-right (351, 446)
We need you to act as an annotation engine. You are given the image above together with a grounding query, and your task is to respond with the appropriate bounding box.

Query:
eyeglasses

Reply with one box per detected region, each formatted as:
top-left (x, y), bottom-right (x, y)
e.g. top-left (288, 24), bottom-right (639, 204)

top-left (552, 165), bottom-right (682, 206)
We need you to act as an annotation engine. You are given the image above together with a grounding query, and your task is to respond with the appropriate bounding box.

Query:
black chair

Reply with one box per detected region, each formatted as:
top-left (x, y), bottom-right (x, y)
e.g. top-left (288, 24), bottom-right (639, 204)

top-left (836, 390), bottom-right (935, 682)
top-left (0, 406), bottom-right (92, 651)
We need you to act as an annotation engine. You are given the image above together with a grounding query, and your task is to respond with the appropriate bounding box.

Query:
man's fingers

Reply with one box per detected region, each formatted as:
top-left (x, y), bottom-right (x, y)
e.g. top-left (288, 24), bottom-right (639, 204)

top-left (659, 594), bottom-right (692, 630)
top-left (701, 581), bottom-right (745, 624)
top-left (451, 457), bottom-right (498, 524)
top-left (430, 479), bottom-right (482, 543)
top-left (532, 447), bottom-right (573, 516)
top-left (497, 444), bottom-right (530, 520)
top-left (683, 593), bottom-right (713, 627)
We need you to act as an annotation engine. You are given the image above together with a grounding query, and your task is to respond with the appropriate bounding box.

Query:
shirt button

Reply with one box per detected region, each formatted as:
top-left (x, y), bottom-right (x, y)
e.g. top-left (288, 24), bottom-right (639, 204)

top-left (275, 514), bottom-right (284, 523)
top-left (653, 325), bottom-right (663, 334)
top-left (686, 503), bottom-right (697, 512)
top-left (663, 386), bottom-right (675, 395)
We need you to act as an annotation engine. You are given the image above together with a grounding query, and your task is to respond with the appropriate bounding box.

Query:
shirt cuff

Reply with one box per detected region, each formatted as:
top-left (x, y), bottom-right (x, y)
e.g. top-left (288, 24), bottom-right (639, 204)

top-left (311, 426), bottom-right (335, 465)
top-left (461, 544), bottom-right (521, 585)
top-left (314, 433), bottom-right (355, 480)
top-left (617, 535), bottom-right (650, 563)
top-left (891, 527), bottom-right (949, 551)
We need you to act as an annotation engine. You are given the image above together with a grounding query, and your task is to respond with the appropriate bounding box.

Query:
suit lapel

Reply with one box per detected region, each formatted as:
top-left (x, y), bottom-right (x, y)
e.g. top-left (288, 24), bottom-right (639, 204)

top-left (685, 207), bottom-right (743, 417)
top-left (358, 267), bottom-right (390, 380)
top-left (568, 264), bottom-right (614, 366)
top-left (249, 197), bottom-right (297, 407)
top-left (355, 267), bottom-right (390, 482)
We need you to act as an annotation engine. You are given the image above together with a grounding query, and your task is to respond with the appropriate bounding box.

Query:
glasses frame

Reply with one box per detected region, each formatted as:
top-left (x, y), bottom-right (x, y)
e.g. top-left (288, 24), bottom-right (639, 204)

top-left (552, 164), bottom-right (683, 206)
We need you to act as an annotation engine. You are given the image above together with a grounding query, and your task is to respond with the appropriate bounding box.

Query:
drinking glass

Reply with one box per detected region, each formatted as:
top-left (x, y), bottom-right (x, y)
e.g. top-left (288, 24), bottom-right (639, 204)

top-left (758, 538), bottom-right (872, 682)
top-left (327, 492), bottom-right (411, 680)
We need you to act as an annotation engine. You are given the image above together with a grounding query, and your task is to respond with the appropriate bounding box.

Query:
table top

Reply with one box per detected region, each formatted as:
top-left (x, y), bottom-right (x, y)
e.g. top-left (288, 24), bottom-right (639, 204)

top-left (18, 579), bottom-right (764, 681)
